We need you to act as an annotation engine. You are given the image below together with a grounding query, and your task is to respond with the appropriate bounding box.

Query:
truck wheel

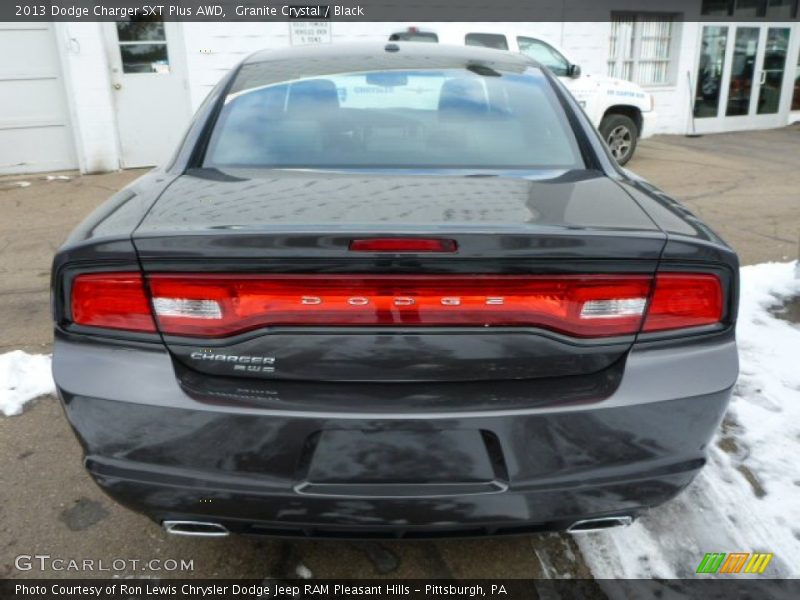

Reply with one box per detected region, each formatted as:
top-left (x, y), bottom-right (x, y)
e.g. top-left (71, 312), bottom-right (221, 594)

top-left (599, 114), bottom-right (638, 165)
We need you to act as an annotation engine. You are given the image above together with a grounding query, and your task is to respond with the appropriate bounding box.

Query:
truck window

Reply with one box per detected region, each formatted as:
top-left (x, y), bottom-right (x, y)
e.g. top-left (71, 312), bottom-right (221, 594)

top-left (389, 31), bottom-right (439, 42)
top-left (517, 37), bottom-right (570, 77)
top-left (465, 33), bottom-right (509, 50)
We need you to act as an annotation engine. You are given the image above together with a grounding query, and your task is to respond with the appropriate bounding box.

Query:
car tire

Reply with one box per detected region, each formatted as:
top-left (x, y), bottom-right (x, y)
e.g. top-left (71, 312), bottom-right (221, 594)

top-left (599, 114), bottom-right (638, 166)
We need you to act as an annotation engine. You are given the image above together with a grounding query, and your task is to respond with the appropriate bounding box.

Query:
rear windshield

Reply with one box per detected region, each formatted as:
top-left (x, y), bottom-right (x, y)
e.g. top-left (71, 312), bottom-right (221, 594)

top-left (204, 66), bottom-right (584, 170)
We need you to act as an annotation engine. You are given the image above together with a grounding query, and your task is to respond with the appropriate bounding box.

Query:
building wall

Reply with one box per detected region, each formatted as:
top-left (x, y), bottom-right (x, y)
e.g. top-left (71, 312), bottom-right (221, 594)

top-left (35, 16), bottom-right (800, 174)
top-left (179, 21), bottom-right (697, 136)
top-left (53, 22), bottom-right (120, 173)
top-left (180, 22), bottom-right (616, 113)
top-left (649, 21), bottom-right (700, 136)
top-left (0, 23), bottom-right (78, 174)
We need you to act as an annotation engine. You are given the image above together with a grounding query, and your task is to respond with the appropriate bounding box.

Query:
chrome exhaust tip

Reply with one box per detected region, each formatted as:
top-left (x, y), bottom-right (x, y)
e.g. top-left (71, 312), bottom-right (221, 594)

top-left (566, 515), bottom-right (633, 534)
top-left (162, 520), bottom-right (230, 537)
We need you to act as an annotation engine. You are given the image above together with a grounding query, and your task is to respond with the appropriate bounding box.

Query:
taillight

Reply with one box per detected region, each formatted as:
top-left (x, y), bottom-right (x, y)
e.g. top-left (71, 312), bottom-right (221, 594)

top-left (642, 273), bottom-right (723, 332)
top-left (66, 271), bottom-right (724, 339)
top-left (70, 273), bottom-right (156, 333)
top-left (349, 238), bottom-right (457, 252)
top-left (147, 274), bottom-right (653, 338)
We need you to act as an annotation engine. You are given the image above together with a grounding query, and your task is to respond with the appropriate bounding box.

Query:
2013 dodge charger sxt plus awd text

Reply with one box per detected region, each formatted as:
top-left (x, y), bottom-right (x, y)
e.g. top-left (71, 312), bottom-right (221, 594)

top-left (51, 44), bottom-right (739, 538)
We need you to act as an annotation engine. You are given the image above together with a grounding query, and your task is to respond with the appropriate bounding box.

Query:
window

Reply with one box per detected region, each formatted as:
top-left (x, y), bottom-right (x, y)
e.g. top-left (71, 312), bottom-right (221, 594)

top-left (608, 15), bottom-right (677, 86)
top-left (116, 18), bottom-right (169, 74)
top-left (758, 28), bottom-right (790, 115)
top-left (701, 0), bottom-right (734, 15)
top-left (694, 26), bottom-right (729, 118)
top-left (389, 30), bottom-right (438, 43)
top-left (465, 33), bottom-right (509, 51)
top-left (765, 0), bottom-right (798, 17)
top-left (701, 0), bottom-right (798, 17)
top-left (205, 67), bottom-right (583, 170)
top-left (517, 38), bottom-right (570, 77)
top-left (725, 27), bottom-right (759, 116)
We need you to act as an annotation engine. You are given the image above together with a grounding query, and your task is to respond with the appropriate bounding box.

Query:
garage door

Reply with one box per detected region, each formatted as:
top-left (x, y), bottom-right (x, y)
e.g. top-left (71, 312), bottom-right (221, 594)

top-left (0, 23), bottom-right (77, 175)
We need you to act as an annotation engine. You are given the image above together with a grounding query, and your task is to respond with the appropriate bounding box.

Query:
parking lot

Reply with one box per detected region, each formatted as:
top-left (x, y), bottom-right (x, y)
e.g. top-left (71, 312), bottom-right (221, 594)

top-left (1, 126), bottom-right (798, 580)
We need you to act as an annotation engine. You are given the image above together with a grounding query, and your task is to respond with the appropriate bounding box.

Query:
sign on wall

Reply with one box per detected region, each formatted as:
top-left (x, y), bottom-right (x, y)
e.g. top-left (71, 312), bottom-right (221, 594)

top-left (289, 22), bottom-right (332, 45)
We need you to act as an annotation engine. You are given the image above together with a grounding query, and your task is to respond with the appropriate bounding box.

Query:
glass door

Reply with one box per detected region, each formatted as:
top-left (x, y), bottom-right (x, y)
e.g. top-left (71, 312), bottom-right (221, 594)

top-left (693, 24), bottom-right (792, 133)
top-left (694, 26), bottom-right (729, 119)
top-left (757, 27), bottom-right (791, 115)
top-left (725, 26), bottom-right (760, 117)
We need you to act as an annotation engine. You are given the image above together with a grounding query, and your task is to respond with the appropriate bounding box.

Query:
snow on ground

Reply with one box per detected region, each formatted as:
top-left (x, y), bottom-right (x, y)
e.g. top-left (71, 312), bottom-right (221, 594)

top-left (578, 261), bottom-right (800, 580)
top-left (295, 562), bottom-right (314, 579)
top-left (0, 350), bottom-right (54, 416)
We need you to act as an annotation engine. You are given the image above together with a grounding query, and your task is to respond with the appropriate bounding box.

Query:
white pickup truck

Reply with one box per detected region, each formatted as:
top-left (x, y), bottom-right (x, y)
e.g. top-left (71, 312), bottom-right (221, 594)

top-left (389, 27), bottom-right (656, 165)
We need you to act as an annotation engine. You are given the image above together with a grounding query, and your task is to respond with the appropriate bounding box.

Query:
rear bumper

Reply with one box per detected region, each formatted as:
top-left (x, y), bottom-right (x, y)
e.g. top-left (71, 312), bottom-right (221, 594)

top-left (53, 332), bottom-right (737, 537)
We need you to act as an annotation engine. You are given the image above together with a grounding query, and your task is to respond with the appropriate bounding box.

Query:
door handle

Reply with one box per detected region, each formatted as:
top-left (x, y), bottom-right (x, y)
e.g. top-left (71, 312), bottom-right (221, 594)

top-left (759, 71), bottom-right (766, 85)
top-left (112, 83), bottom-right (122, 90)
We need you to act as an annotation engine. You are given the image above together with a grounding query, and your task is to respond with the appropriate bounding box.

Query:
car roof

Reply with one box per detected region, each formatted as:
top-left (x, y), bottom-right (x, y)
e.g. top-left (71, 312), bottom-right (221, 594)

top-left (242, 42), bottom-right (538, 76)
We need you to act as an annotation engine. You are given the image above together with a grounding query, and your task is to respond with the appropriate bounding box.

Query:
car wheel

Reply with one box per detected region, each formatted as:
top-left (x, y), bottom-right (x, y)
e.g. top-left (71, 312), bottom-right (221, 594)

top-left (599, 114), bottom-right (638, 166)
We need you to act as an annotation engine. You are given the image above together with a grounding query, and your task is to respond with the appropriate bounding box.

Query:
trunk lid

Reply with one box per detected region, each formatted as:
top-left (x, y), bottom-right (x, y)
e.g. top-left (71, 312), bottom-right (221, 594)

top-left (133, 168), bottom-right (666, 382)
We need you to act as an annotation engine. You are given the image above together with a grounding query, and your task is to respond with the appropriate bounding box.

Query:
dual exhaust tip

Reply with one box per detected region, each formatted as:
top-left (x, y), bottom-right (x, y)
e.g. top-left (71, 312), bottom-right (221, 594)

top-left (163, 520), bottom-right (229, 537)
top-left (162, 515), bottom-right (633, 537)
top-left (566, 515), bottom-right (633, 533)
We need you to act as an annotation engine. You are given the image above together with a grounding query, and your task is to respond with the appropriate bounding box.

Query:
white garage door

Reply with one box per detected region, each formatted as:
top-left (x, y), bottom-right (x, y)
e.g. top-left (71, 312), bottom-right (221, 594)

top-left (0, 23), bottom-right (77, 175)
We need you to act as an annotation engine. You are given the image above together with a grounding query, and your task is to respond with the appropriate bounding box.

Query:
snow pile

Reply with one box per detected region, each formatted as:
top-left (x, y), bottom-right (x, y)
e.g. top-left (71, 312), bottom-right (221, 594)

top-left (0, 350), bottom-right (54, 416)
top-left (295, 562), bottom-right (314, 579)
top-left (578, 261), bottom-right (800, 579)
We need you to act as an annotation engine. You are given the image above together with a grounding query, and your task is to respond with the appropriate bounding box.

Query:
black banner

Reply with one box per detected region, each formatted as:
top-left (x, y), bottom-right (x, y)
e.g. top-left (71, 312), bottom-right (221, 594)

top-left (2, 579), bottom-right (800, 600)
top-left (4, 0), bottom-right (800, 22)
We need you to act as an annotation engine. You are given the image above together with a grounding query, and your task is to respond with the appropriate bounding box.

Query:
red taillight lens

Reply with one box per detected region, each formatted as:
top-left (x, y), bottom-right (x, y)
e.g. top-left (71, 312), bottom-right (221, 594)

top-left (642, 273), bottom-right (723, 332)
top-left (70, 273), bottom-right (156, 333)
top-left (349, 238), bottom-right (458, 253)
top-left (66, 271), bottom-right (724, 338)
top-left (147, 274), bottom-right (652, 338)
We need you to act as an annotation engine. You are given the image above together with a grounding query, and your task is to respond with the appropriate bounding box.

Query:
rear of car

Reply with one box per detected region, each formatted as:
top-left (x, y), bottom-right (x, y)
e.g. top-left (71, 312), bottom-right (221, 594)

top-left (51, 43), bottom-right (738, 538)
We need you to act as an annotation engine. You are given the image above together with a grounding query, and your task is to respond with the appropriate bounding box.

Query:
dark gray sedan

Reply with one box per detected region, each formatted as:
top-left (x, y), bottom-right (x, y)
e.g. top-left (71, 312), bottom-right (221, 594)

top-left (51, 43), bottom-right (739, 538)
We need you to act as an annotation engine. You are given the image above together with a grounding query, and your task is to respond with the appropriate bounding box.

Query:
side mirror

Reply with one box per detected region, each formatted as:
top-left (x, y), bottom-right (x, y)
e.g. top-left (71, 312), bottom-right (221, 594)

top-left (569, 64), bottom-right (582, 79)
